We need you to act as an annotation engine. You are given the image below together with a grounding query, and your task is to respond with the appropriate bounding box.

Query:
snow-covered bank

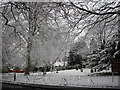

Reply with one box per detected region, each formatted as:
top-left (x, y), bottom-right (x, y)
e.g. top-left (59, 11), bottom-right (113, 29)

top-left (1, 69), bottom-right (120, 88)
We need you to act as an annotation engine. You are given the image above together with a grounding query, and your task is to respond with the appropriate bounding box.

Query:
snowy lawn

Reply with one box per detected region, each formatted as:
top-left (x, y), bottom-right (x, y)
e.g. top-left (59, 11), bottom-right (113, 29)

top-left (1, 68), bottom-right (120, 88)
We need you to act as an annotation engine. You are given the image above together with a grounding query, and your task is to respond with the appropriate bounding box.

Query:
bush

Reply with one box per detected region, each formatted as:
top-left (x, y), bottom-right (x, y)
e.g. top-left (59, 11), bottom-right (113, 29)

top-left (14, 66), bottom-right (20, 71)
top-left (2, 66), bottom-right (10, 73)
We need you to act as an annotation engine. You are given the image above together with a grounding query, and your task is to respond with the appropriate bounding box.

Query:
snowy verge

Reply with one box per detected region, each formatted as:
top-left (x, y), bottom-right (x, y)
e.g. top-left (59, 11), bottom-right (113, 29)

top-left (1, 69), bottom-right (120, 89)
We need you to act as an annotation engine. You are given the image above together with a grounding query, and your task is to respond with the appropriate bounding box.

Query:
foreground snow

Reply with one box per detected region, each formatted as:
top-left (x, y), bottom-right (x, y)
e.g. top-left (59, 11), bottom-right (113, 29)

top-left (1, 68), bottom-right (120, 88)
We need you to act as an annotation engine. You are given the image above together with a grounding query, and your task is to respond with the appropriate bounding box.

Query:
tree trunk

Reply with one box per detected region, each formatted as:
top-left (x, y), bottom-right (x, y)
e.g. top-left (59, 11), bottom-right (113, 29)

top-left (24, 37), bottom-right (32, 75)
top-left (118, 10), bottom-right (120, 87)
top-left (24, 6), bottom-right (33, 75)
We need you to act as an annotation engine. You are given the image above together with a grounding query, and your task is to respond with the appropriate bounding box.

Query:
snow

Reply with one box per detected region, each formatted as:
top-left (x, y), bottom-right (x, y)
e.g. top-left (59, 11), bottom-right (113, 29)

top-left (47, 69), bottom-right (91, 76)
top-left (1, 68), bottom-right (120, 88)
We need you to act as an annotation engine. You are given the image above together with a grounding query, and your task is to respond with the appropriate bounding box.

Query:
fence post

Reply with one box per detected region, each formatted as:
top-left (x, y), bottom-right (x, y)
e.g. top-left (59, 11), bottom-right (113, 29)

top-left (13, 72), bottom-right (16, 81)
top-left (118, 75), bottom-right (120, 87)
top-left (112, 72), bottom-right (114, 82)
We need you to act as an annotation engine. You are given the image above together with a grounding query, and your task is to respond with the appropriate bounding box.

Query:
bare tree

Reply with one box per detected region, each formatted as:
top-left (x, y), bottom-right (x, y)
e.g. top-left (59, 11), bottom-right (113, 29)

top-left (1, 2), bottom-right (55, 75)
top-left (2, 1), bottom-right (120, 74)
top-left (54, 1), bottom-right (120, 70)
top-left (1, 2), bottom-right (74, 75)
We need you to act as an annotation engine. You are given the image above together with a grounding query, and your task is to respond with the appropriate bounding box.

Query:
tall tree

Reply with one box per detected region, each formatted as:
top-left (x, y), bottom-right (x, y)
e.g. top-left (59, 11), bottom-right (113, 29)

top-left (1, 2), bottom-right (56, 75)
top-left (56, 1), bottom-right (120, 70)
top-left (2, 1), bottom-right (120, 73)
top-left (1, 2), bottom-right (74, 75)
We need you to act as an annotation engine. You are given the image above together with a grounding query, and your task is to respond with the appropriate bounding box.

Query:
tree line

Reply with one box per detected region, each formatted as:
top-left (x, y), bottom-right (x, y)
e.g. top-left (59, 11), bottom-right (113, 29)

top-left (1, 1), bottom-right (120, 75)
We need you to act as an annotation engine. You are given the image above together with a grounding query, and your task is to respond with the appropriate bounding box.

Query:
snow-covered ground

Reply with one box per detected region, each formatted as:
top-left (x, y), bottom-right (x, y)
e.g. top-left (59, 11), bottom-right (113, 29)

top-left (1, 68), bottom-right (120, 88)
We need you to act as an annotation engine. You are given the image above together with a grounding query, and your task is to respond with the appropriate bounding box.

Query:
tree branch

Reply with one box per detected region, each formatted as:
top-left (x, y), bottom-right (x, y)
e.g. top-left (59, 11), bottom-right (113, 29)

top-left (70, 2), bottom-right (119, 15)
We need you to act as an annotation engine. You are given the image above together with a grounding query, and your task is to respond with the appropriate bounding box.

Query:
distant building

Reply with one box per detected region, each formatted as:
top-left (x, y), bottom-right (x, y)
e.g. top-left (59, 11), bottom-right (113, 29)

top-left (54, 61), bottom-right (67, 67)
